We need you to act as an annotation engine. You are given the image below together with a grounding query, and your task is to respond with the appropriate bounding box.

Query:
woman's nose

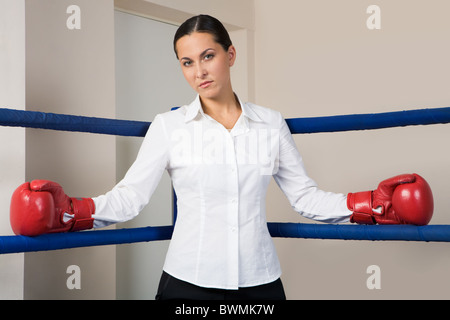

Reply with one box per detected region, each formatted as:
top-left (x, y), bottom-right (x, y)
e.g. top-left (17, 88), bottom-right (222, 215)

top-left (196, 64), bottom-right (207, 79)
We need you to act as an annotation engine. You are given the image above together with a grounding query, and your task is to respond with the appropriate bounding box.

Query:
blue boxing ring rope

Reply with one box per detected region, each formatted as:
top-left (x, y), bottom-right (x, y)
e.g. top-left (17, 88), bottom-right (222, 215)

top-left (1, 106), bottom-right (450, 136)
top-left (1, 106), bottom-right (450, 254)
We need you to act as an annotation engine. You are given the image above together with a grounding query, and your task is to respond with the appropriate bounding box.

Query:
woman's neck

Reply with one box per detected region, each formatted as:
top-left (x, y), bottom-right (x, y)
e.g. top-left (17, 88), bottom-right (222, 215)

top-left (200, 91), bottom-right (242, 129)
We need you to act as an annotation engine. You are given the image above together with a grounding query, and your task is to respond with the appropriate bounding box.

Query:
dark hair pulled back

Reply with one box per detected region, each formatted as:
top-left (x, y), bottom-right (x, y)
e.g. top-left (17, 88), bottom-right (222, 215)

top-left (173, 14), bottom-right (233, 59)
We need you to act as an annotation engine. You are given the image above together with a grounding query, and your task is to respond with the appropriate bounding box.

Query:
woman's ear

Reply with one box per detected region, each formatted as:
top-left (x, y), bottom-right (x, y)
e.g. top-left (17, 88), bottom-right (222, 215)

top-left (228, 45), bottom-right (237, 67)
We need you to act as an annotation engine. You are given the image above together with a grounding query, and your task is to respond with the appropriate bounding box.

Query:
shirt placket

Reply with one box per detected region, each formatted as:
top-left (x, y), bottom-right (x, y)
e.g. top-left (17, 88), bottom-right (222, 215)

top-left (224, 130), bottom-right (240, 288)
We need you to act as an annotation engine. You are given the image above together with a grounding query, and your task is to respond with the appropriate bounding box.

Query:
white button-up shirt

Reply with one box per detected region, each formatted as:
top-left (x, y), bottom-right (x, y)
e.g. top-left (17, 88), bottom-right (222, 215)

top-left (92, 95), bottom-right (351, 290)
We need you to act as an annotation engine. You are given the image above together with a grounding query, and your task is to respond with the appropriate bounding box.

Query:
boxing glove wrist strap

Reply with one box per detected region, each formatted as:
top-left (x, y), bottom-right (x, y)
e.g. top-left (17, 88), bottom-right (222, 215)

top-left (70, 197), bottom-right (95, 232)
top-left (347, 191), bottom-right (376, 225)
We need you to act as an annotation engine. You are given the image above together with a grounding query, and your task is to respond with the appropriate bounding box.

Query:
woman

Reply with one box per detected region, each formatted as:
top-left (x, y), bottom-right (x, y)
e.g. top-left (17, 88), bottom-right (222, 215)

top-left (10, 15), bottom-right (433, 300)
top-left (148, 15), bottom-right (349, 299)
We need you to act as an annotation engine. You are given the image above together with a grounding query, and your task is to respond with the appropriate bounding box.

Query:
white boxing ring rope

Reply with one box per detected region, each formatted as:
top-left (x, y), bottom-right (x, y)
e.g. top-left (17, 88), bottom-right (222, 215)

top-left (0, 106), bottom-right (450, 254)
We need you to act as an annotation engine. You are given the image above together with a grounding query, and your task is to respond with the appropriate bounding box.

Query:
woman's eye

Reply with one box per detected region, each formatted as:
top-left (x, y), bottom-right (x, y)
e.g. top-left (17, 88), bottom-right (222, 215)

top-left (204, 54), bottom-right (214, 61)
top-left (183, 60), bottom-right (192, 67)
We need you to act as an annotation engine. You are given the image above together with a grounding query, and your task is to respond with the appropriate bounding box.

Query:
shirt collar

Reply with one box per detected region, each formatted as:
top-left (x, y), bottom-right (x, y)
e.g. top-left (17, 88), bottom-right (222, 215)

top-left (184, 95), bottom-right (204, 123)
top-left (184, 94), bottom-right (263, 123)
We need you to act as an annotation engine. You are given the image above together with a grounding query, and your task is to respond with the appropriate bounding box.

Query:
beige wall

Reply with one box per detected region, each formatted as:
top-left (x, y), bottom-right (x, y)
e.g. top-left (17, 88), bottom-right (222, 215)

top-left (116, 0), bottom-right (254, 31)
top-left (255, 0), bottom-right (450, 299)
top-left (0, 0), bottom-right (26, 300)
top-left (24, 0), bottom-right (116, 299)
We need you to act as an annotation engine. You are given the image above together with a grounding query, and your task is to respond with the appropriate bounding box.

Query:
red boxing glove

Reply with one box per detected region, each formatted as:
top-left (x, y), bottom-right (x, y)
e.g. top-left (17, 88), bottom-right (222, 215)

top-left (10, 180), bottom-right (95, 236)
top-left (347, 173), bottom-right (433, 226)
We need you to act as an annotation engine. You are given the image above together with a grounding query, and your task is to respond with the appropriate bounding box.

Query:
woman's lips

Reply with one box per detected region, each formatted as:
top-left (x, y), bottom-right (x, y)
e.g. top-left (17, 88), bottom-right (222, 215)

top-left (199, 81), bottom-right (213, 89)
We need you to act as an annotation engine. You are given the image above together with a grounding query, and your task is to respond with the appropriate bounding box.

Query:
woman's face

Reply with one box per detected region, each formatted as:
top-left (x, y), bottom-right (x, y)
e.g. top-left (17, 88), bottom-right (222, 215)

top-left (175, 32), bottom-right (236, 101)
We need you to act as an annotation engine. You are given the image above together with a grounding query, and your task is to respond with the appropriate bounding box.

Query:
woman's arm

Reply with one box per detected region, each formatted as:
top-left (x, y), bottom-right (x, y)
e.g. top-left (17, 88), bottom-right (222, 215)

top-left (92, 114), bottom-right (170, 228)
top-left (272, 116), bottom-right (352, 223)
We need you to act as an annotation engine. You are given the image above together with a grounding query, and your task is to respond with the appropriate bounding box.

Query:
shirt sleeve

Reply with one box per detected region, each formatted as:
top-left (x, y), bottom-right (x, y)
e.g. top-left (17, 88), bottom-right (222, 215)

top-left (91, 114), bottom-right (170, 228)
top-left (273, 116), bottom-right (352, 223)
